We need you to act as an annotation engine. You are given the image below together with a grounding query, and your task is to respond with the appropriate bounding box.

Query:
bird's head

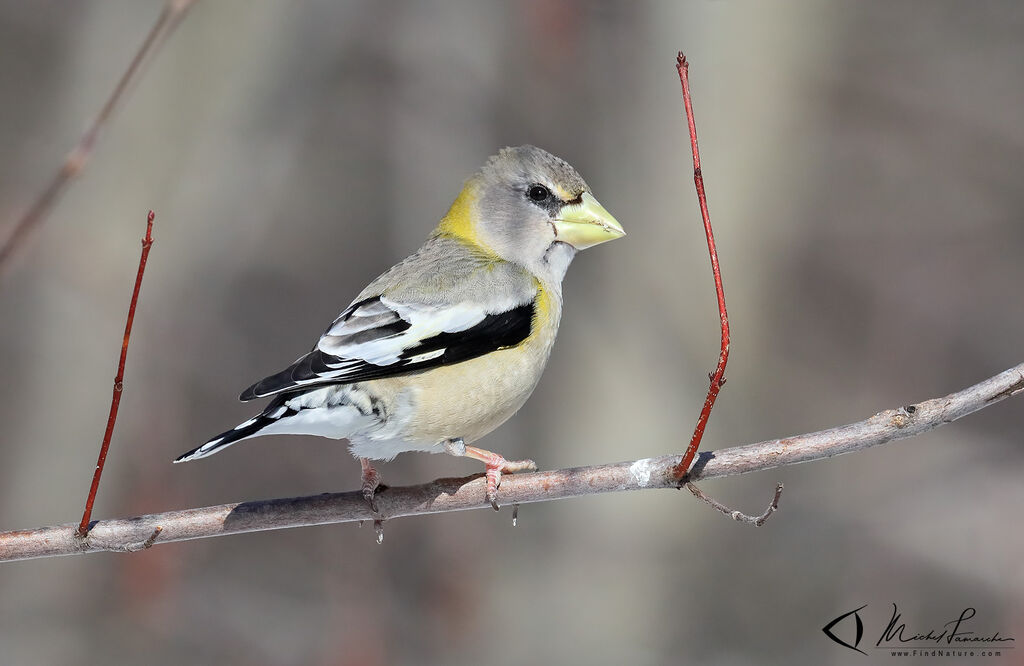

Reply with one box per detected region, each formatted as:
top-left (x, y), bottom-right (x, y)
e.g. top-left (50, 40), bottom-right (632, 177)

top-left (437, 145), bottom-right (624, 279)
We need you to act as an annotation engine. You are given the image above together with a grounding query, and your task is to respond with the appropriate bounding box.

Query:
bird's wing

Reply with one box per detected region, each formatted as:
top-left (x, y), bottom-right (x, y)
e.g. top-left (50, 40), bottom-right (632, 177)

top-left (240, 241), bottom-right (539, 400)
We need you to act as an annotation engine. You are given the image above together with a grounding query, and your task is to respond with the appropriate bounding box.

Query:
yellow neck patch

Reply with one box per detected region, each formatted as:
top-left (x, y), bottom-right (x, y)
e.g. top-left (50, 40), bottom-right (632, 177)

top-left (436, 182), bottom-right (480, 244)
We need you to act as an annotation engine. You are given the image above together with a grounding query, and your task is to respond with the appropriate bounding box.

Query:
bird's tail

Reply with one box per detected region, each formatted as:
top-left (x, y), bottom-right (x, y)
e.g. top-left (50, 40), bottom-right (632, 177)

top-left (174, 389), bottom-right (375, 463)
top-left (174, 396), bottom-right (292, 463)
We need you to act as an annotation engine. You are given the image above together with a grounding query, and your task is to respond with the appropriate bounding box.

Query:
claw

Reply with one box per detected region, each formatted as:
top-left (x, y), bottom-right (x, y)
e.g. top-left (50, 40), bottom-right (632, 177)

top-left (364, 489), bottom-right (378, 514)
top-left (486, 465), bottom-right (502, 510)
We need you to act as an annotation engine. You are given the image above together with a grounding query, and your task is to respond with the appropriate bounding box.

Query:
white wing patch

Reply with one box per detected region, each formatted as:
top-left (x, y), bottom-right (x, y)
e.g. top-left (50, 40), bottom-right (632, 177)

top-left (317, 297), bottom-right (487, 366)
top-left (406, 349), bottom-right (445, 364)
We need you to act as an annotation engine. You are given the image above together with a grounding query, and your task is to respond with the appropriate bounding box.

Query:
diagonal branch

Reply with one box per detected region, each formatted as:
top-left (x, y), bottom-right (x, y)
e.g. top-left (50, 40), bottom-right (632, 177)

top-left (0, 0), bottom-right (197, 277)
top-left (1, 362), bottom-right (1020, 563)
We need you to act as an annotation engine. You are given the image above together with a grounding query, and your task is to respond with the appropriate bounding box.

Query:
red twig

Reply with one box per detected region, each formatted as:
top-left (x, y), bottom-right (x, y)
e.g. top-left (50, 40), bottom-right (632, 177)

top-left (0, 0), bottom-right (197, 279)
top-left (672, 52), bottom-right (731, 479)
top-left (76, 211), bottom-right (156, 537)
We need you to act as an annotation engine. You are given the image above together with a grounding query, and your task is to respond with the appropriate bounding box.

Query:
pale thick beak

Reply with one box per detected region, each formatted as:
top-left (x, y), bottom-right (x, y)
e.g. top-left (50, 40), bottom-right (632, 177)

top-left (552, 192), bottom-right (625, 250)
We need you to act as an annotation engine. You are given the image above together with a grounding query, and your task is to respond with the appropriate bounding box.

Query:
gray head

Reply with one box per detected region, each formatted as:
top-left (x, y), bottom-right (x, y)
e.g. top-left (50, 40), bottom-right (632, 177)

top-left (437, 145), bottom-right (624, 282)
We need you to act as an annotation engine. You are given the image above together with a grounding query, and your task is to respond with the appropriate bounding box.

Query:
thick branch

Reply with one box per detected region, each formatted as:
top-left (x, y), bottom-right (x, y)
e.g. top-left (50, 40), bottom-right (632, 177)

top-left (1, 363), bottom-right (1021, 563)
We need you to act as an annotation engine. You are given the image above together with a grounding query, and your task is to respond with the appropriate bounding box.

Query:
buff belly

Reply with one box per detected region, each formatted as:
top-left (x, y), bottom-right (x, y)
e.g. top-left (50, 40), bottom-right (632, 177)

top-left (363, 342), bottom-right (549, 449)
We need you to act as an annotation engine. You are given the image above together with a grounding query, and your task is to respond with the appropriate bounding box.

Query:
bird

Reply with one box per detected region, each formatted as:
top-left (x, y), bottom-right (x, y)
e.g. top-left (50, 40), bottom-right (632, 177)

top-left (174, 145), bottom-right (625, 510)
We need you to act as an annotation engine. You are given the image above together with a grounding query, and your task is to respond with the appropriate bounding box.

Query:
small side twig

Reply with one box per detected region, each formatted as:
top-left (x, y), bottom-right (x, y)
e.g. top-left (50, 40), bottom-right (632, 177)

top-left (672, 52), bottom-right (731, 479)
top-left (0, 0), bottom-right (197, 278)
top-left (76, 211), bottom-right (156, 537)
top-left (686, 482), bottom-right (784, 527)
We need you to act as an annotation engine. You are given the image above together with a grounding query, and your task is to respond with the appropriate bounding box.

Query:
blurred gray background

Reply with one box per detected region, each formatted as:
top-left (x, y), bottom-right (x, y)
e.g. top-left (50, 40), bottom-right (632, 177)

top-left (1, 1), bottom-right (1022, 664)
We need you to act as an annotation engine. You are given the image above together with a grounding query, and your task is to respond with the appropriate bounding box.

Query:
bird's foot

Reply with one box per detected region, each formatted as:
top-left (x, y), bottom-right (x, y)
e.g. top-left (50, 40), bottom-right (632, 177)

top-left (360, 458), bottom-right (382, 513)
top-left (464, 445), bottom-right (536, 511)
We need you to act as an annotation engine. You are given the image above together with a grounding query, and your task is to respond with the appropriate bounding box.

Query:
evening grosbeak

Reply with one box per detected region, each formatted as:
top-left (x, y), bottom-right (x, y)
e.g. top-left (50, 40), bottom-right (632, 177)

top-left (175, 145), bottom-right (625, 509)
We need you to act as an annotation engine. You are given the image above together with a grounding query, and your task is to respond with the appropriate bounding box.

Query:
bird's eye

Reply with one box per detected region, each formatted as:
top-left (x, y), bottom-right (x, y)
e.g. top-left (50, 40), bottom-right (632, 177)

top-left (528, 185), bottom-right (551, 202)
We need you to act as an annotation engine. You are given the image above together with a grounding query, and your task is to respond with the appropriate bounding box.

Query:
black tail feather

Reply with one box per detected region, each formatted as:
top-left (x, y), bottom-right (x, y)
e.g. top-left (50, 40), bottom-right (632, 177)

top-left (174, 398), bottom-right (291, 462)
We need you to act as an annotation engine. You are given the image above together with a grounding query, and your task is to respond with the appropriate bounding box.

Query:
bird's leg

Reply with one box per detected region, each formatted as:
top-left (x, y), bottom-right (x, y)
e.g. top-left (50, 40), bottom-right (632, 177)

top-left (462, 444), bottom-right (536, 511)
top-left (360, 458), bottom-right (382, 513)
top-left (443, 437), bottom-right (467, 457)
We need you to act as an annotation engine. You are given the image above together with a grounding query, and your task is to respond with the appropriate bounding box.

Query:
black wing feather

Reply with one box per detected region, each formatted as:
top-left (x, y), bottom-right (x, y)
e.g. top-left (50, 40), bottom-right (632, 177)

top-left (239, 301), bottom-right (535, 401)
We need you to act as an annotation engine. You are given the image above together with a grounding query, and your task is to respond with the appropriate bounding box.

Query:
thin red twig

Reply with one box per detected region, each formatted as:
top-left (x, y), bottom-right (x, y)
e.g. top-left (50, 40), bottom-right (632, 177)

top-left (672, 52), bottom-right (731, 479)
top-left (76, 211), bottom-right (156, 537)
top-left (0, 0), bottom-right (197, 279)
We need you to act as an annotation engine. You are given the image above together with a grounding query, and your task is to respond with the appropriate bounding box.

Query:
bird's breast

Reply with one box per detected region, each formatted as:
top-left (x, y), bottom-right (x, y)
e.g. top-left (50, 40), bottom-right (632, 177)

top-left (364, 284), bottom-right (562, 446)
